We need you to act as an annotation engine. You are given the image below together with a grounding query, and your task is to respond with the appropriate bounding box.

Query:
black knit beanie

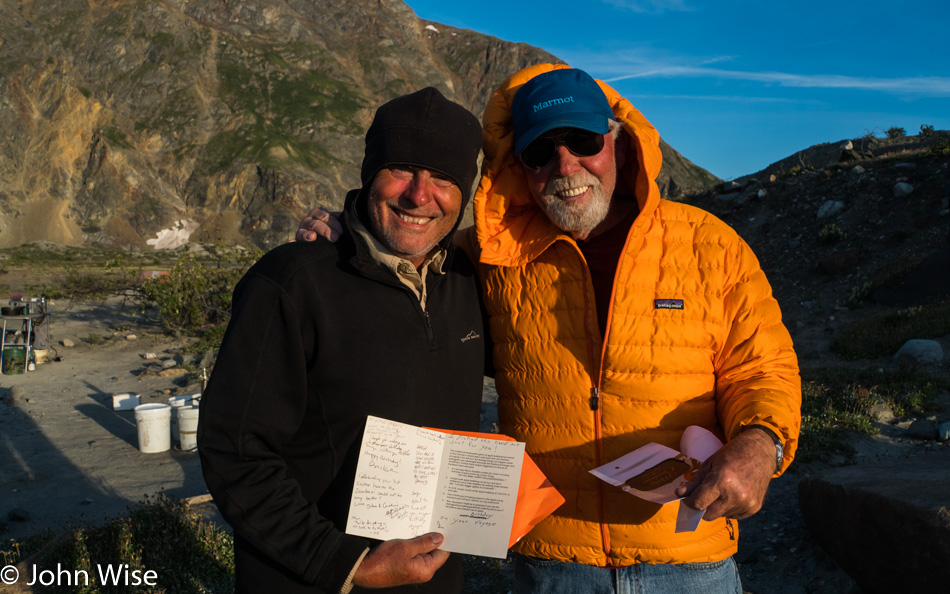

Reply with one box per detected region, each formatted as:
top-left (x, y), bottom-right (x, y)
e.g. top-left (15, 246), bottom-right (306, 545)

top-left (360, 87), bottom-right (482, 200)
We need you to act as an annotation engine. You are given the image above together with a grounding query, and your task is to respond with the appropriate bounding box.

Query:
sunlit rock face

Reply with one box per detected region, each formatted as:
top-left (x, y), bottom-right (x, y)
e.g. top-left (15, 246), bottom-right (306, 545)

top-left (0, 0), bottom-right (715, 250)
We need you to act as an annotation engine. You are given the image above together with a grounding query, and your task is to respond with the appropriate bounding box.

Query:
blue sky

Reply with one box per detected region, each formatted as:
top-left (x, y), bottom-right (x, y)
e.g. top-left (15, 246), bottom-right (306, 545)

top-left (406, 0), bottom-right (950, 180)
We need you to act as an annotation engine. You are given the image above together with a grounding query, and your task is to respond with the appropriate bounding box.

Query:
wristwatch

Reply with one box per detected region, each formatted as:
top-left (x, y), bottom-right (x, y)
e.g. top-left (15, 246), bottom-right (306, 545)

top-left (745, 425), bottom-right (784, 473)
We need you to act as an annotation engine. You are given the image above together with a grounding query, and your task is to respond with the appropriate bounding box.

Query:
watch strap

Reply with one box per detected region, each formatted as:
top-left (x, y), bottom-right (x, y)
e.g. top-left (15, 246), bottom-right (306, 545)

top-left (745, 424), bottom-right (784, 473)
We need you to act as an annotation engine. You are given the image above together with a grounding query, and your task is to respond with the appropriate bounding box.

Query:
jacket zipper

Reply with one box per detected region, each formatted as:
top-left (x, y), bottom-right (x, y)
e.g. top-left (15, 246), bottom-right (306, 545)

top-left (423, 308), bottom-right (435, 348)
top-left (582, 207), bottom-right (642, 566)
top-left (354, 263), bottom-right (438, 349)
top-left (575, 246), bottom-right (611, 563)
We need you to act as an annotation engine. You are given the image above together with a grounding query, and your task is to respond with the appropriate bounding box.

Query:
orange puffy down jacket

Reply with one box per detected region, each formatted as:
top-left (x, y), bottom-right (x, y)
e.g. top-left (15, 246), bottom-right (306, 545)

top-left (472, 64), bottom-right (801, 566)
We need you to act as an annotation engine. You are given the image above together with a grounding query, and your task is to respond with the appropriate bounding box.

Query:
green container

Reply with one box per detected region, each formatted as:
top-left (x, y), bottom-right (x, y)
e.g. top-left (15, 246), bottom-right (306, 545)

top-left (2, 346), bottom-right (26, 375)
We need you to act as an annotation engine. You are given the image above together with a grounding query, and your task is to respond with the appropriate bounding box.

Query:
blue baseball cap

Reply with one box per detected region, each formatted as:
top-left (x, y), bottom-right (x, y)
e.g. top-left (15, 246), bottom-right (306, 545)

top-left (511, 68), bottom-right (614, 156)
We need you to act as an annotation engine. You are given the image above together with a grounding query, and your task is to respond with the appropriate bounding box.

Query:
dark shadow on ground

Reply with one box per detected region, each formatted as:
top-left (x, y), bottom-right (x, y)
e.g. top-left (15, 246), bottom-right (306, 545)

top-left (1, 386), bottom-right (128, 540)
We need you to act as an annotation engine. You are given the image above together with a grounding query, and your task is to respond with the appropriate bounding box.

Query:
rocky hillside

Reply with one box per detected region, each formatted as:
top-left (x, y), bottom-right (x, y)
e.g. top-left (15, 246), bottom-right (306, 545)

top-left (0, 0), bottom-right (717, 251)
top-left (687, 131), bottom-right (950, 366)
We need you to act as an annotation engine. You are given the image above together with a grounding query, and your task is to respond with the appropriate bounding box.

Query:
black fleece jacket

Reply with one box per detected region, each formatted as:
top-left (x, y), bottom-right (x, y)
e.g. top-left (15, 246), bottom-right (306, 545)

top-left (198, 203), bottom-right (487, 593)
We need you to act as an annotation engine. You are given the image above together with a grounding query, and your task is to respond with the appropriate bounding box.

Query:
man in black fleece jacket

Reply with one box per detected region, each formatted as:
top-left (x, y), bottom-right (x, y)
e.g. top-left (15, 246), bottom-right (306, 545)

top-left (198, 88), bottom-right (487, 593)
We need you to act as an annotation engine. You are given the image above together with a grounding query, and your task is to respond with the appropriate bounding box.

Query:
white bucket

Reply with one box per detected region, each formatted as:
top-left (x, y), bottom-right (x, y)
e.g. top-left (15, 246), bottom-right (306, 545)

top-left (113, 393), bottom-right (141, 411)
top-left (177, 405), bottom-right (200, 452)
top-left (167, 395), bottom-right (194, 441)
top-left (168, 395), bottom-right (195, 407)
top-left (134, 403), bottom-right (171, 453)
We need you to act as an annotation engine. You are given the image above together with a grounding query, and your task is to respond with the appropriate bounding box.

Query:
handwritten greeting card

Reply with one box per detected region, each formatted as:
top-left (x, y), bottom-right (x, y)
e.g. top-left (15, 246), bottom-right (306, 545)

top-left (346, 416), bottom-right (526, 558)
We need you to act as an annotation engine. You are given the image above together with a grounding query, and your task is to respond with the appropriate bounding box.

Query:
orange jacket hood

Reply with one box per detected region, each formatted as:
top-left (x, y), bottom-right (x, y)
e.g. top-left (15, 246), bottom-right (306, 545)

top-left (474, 63), bottom-right (663, 266)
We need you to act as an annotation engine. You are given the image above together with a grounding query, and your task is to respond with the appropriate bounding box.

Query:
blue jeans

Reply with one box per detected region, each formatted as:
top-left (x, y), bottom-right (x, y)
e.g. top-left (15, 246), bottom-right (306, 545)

top-left (512, 554), bottom-right (742, 594)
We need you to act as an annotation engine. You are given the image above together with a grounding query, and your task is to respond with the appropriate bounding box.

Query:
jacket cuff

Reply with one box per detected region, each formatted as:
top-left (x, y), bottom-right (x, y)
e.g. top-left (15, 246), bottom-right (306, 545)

top-left (304, 533), bottom-right (370, 592)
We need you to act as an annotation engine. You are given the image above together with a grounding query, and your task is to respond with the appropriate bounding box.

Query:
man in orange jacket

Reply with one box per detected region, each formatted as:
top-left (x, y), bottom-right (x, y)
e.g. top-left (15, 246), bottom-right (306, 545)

top-left (297, 65), bottom-right (801, 593)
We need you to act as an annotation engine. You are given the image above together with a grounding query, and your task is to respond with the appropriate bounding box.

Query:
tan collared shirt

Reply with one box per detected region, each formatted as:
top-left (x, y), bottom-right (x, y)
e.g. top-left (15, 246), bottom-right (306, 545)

top-left (349, 213), bottom-right (447, 307)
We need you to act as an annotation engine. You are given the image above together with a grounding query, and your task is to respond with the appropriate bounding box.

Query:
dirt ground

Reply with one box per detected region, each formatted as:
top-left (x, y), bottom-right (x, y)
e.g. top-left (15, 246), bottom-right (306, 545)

top-left (2, 295), bottom-right (947, 594)
top-left (1, 296), bottom-right (215, 542)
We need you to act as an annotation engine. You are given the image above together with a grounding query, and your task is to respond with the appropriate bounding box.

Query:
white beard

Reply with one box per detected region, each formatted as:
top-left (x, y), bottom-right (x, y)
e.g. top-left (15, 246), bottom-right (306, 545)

top-left (537, 171), bottom-right (611, 236)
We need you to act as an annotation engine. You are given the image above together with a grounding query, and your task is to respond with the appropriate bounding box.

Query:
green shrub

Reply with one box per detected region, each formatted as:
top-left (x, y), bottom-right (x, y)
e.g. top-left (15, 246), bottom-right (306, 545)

top-left (845, 281), bottom-right (872, 307)
top-left (796, 367), bottom-right (947, 462)
top-left (62, 269), bottom-right (138, 301)
top-left (818, 223), bottom-right (845, 244)
top-left (832, 299), bottom-right (950, 359)
top-left (1, 495), bottom-right (234, 593)
top-left (885, 126), bottom-right (906, 139)
top-left (797, 379), bottom-right (876, 461)
top-left (180, 322), bottom-right (228, 359)
top-left (101, 126), bottom-right (133, 150)
top-left (931, 138), bottom-right (950, 156)
top-left (136, 247), bottom-right (259, 335)
top-left (920, 124), bottom-right (935, 136)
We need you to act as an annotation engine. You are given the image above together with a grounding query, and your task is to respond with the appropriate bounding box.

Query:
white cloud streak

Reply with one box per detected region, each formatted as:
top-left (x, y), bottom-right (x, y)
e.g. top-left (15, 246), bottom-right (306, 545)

top-left (625, 94), bottom-right (824, 105)
top-left (601, 66), bottom-right (950, 96)
top-left (602, 0), bottom-right (694, 13)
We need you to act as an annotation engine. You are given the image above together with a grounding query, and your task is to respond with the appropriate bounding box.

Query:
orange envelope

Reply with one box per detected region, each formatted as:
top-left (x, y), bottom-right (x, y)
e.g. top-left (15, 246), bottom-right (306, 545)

top-left (425, 428), bottom-right (565, 548)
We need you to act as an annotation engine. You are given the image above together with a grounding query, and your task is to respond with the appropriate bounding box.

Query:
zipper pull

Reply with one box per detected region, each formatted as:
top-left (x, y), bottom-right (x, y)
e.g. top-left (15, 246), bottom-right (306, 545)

top-left (589, 387), bottom-right (600, 411)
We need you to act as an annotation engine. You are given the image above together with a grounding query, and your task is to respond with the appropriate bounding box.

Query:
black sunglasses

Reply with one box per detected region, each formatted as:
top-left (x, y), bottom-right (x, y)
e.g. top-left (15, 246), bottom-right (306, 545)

top-left (518, 129), bottom-right (605, 170)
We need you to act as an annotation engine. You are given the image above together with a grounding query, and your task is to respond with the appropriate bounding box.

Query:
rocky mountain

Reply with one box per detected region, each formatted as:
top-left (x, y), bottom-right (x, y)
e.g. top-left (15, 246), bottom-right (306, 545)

top-left (0, 0), bottom-right (717, 250)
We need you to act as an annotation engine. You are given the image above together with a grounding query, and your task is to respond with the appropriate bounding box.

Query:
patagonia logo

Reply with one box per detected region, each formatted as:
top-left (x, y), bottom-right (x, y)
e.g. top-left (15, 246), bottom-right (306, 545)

top-left (654, 299), bottom-right (684, 310)
top-left (460, 330), bottom-right (481, 343)
top-left (533, 96), bottom-right (574, 112)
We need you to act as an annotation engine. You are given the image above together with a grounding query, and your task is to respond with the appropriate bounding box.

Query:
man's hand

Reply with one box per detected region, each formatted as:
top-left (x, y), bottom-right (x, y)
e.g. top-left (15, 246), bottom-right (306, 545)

top-left (295, 207), bottom-right (343, 242)
top-left (352, 533), bottom-right (450, 588)
top-left (675, 427), bottom-right (777, 521)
